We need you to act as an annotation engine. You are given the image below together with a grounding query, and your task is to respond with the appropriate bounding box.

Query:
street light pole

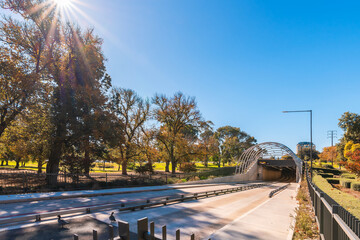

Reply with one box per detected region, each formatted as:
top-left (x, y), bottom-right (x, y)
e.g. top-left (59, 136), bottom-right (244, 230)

top-left (282, 110), bottom-right (313, 180)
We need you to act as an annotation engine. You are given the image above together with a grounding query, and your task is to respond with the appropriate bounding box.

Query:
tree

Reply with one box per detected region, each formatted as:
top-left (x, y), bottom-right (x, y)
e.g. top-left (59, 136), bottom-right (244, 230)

top-left (319, 146), bottom-right (337, 166)
top-left (343, 141), bottom-right (360, 177)
top-left (297, 148), bottom-right (319, 161)
top-left (337, 112), bottom-right (360, 165)
top-left (1, 0), bottom-right (112, 184)
top-left (281, 155), bottom-right (293, 160)
top-left (110, 88), bottom-right (150, 175)
top-left (153, 92), bottom-right (203, 174)
top-left (339, 112), bottom-right (360, 143)
top-left (0, 34), bottom-right (40, 138)
top-left (198, 126), bottom-right (220, 167)
top-left (215, 126), bottom-right (256, 167)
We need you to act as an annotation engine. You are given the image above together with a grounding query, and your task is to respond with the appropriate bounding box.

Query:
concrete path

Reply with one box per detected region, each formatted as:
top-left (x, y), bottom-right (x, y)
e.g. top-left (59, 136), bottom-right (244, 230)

top-left (209, 183), bottom-right (298, 240)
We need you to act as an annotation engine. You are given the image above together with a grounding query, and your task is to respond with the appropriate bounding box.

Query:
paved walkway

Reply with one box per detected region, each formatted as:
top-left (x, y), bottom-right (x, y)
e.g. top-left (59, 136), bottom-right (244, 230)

top-left (209, 183), bottom-right (298, 240)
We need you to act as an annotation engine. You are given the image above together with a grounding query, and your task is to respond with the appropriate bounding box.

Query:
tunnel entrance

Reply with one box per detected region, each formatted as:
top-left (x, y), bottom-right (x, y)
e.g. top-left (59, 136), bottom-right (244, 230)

top-left (258, 160), bottom-right (297, 182)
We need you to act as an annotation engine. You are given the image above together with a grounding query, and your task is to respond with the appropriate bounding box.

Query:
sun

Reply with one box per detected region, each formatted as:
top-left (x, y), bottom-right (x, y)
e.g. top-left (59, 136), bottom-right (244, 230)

top-left (53, 0), bottom-right (73, 8)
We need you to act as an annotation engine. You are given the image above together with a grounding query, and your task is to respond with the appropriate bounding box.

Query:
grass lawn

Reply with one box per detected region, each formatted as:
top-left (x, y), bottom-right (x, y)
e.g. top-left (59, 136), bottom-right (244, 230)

top-left (0, 160), bottom-right (234, 173)
top-left (313, 174), bottom-right (360, 219)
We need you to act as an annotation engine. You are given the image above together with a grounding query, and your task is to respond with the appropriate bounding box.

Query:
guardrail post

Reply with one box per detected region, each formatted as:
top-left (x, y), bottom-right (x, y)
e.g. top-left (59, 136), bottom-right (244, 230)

top-left (108, 225), bottom-right (114, 240)
top-left (162, 225), bottom-right (167, 240)
top-left (118, 220), bottom-right (129, 240)
top-left (176, 229), bottom-right (180, 240)
top-left (355, 219), bottom-right (360, 236)
top-left (73, 234), bottom-right (79, 240)
top-left (106, 173), bottom-right (108, 186)
top-left (319, 193), bottom-right (324, 235)
top-left (190, 233), bottom-right (195, 240)
top-left (150, 221), bottom-right (155, 240)
top-left (93, 230), bottom-right (98, 240)
top-left (331, 205), bottom-right (339, 240)
top-left (138, 217), bottom-right (148, 240)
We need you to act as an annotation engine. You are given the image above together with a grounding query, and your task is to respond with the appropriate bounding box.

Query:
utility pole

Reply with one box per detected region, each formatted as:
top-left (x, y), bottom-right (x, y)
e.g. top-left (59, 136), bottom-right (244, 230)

top-left (327, 130), bottom-right (337, 146)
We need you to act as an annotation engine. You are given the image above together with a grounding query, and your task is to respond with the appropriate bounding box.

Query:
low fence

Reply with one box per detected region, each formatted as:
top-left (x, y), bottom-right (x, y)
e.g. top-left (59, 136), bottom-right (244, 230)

top-left (306, 169), bottom-right (360, 240)
top-left (73, 217), bottom-right (211, 240)
top-left (0, 167), bottom-right (236, 194)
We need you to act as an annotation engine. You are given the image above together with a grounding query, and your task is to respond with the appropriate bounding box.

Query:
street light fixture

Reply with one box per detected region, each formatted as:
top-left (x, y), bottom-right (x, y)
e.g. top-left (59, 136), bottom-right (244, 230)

top-left (282, 110), bottom-right (313, 180)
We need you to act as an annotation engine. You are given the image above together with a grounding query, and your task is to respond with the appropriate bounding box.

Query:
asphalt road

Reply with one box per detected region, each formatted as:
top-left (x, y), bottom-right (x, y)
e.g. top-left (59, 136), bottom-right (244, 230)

top-left (0, 182), bottom-right (296, 240)
top-left (0, 182), bottom-right (260, 220)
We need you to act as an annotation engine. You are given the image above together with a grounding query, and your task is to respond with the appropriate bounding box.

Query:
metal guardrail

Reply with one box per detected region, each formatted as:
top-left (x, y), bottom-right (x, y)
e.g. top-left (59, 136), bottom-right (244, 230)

top-left (306, 168), bottom-right (360, 240)
top-left (268, 183), bottom-right (289, 198)
top-left (0, 183), bottom-right (268, 226)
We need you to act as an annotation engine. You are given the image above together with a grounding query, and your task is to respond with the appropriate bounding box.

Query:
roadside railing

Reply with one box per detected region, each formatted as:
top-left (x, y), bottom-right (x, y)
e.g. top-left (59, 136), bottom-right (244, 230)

top-left (73, 217), bottom-right (212, 240)
top-left (306, 168), bottom-right (360, 240)
top-left (268, 183), bottom-right (289, 198)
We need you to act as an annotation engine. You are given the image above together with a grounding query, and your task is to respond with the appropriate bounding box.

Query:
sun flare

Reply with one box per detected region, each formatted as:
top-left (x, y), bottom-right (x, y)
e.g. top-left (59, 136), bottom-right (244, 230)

top-left (54, 0), bottom-right (73, 8)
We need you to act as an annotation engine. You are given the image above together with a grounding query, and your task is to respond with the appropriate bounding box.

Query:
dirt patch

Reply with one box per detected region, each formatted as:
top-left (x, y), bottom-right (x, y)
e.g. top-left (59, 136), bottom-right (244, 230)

top-left (332, 184), bottom-right (360, 199)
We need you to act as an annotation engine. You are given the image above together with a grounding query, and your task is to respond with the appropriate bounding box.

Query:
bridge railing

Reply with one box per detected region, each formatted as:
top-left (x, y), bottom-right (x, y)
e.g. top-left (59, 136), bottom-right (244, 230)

top-left (306, 168), bottom-right (360, 240)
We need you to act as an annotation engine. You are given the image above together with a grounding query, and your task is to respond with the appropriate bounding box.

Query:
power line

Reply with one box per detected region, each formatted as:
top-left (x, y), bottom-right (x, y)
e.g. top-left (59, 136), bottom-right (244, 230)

top-left (327, 130), bottom-right (337, 146)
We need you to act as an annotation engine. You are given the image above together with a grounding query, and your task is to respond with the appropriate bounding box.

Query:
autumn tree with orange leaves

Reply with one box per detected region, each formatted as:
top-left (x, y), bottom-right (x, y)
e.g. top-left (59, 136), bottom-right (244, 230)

top-left (319, 146), bottom-right (337, 165)
top-left (343, 141), bottom-right (360, 177)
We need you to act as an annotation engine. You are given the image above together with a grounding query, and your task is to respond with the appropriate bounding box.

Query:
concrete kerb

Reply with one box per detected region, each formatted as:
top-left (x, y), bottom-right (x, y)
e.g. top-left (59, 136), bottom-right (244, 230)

top-left (286, 181), bottom-right (301, 240)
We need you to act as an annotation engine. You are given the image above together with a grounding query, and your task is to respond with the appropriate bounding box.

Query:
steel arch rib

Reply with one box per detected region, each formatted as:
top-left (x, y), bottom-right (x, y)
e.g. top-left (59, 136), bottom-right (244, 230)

top-left (235, 142), bottom-right (302, 180)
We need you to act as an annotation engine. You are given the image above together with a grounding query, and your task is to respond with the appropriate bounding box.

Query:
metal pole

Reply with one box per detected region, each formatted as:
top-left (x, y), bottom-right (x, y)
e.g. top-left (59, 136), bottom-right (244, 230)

top-left (310, 110), bottom-right (313, 181)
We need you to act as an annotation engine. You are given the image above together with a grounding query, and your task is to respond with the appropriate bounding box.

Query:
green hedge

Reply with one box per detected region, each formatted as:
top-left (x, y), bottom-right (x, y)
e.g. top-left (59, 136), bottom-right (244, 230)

top-left (340, 178), bottom-right (353, 188)
top-left (313, 174), bottom-right (360, 219)
top-left (341, 173), bottom-right (356, 179)
top-left (351, 182), bottom-right (360, 192)
top-left (319, 173), bottom-right (333, 178)
top-left (327, 178), bottom-right (340, 184)
top-left (313, 167), bottom-right (341, 175)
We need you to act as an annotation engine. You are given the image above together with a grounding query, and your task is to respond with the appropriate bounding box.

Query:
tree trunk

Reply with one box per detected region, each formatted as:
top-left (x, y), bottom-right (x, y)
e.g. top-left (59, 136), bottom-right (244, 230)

top-left (122, 161), bottom-right (128, 175)
top-left (171, 161), bottom-right (176, 174)
top-left (46, 140), bottom-right (63, 186)
top-left (84, 138), bottom-right (91, 175)
top-left (6, 160), bottom-right (8, 166)
top-left (15, 159), bottom-right (20, 169)
top-left (1, 160), bottom-right (4, 166)
top-left (165, 161), bottom-right (169, 172)
top-left (37, 161), bottom-right (42, 174)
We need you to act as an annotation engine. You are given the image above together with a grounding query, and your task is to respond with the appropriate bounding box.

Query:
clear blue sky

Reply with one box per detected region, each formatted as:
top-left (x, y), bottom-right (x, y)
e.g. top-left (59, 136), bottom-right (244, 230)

top-left (13, 0), bottom-right (360, 151)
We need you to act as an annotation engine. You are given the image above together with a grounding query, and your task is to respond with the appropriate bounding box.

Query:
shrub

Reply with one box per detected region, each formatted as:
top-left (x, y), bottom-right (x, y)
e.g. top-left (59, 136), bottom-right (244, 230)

top-left (319, 173), bottom-right (333, 178)
top-left (312, 167), bottom-right (341, 175)
top-left (323, 164), bottom-right (334, 169)
top-left (187, 176), bottom-right (200, 181)
top-left (179, 162), bottom-right (197, 173)
top-left (340, 179), bottom-right (352, 188)
top-left (351, 182), bottom-right (360, 191)
top-left (135, 163), bottom-right (154, 175)
top-left (327, 178), bottom-right (340, 184)
top-left (341, 173), bottom-right (356, 179)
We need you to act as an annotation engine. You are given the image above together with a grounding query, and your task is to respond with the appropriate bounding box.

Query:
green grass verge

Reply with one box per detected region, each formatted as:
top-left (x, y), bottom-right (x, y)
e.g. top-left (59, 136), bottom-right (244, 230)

top-left (313, 174), bottom-right (360, 219)
top-left (292, 178), bottom-right (319, 239)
